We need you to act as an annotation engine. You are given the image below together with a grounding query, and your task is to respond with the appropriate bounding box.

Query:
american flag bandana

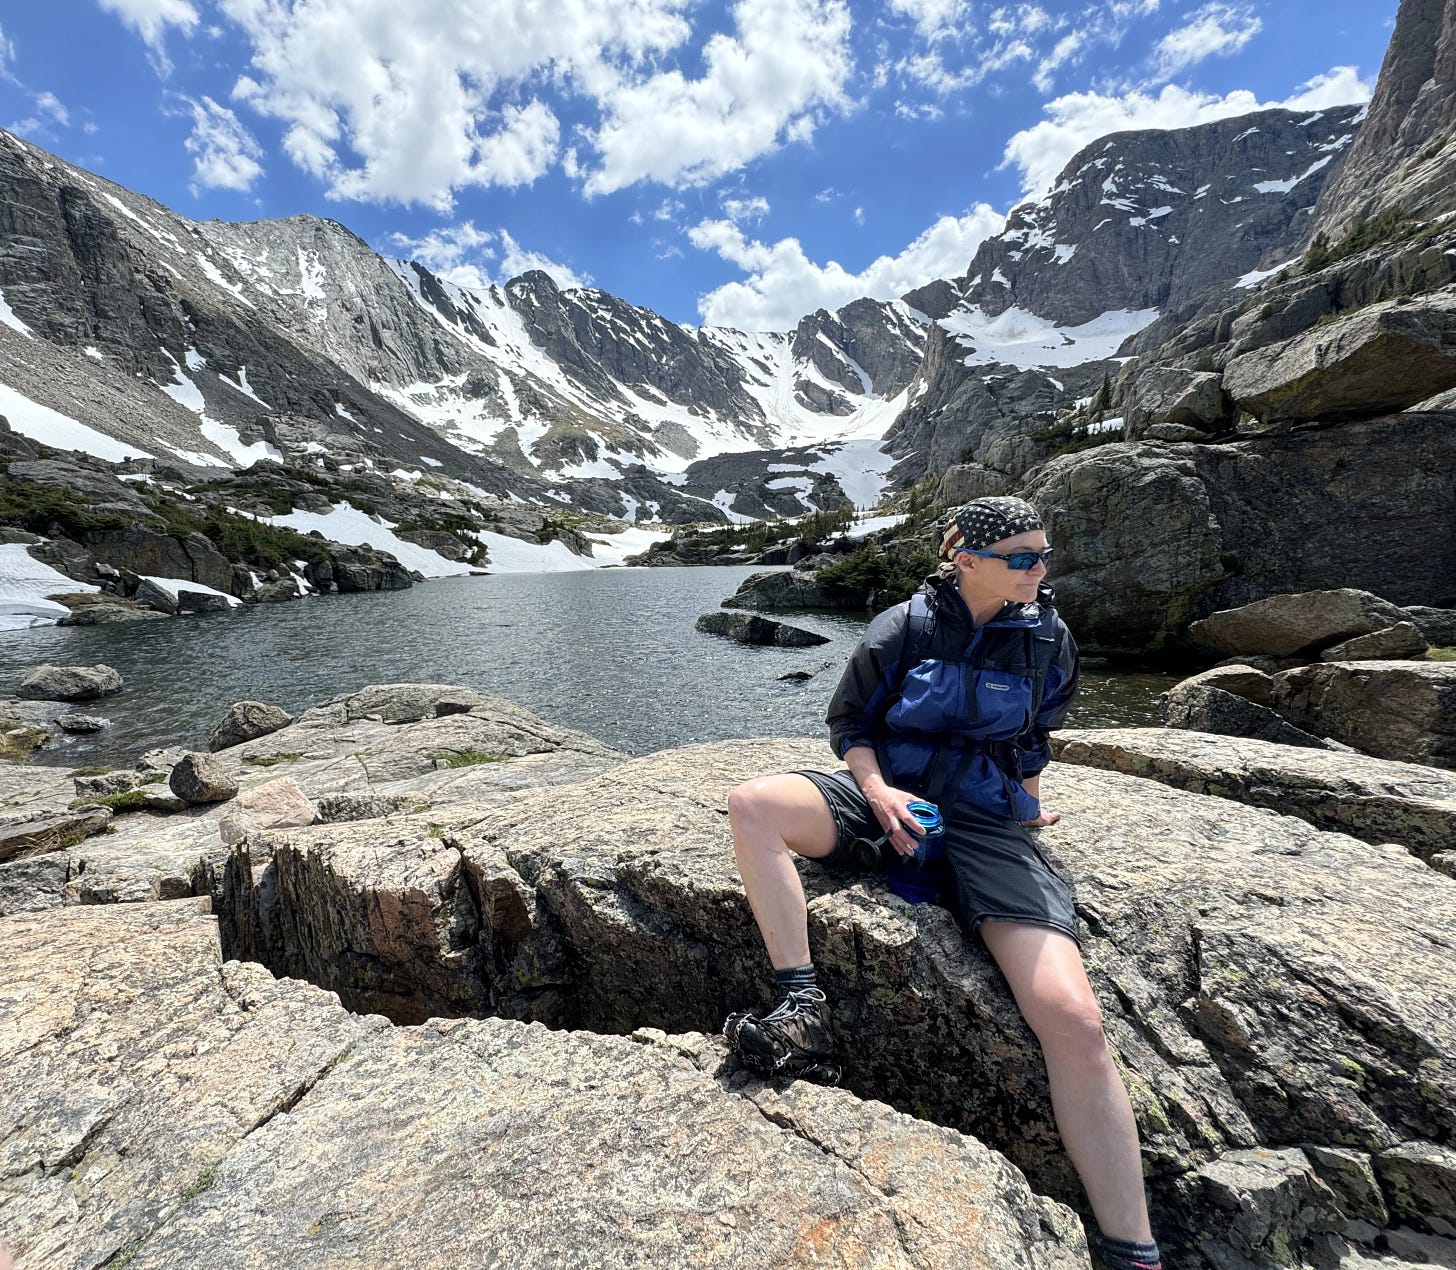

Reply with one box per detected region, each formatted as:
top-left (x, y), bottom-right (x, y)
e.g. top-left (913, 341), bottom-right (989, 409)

top-left (939, 496), bottom-right (1044, 560)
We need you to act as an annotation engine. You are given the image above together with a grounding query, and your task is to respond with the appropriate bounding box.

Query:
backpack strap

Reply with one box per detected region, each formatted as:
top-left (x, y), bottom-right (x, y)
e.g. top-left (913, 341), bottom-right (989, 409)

top-left (874, 590), bottom-right (939, 789)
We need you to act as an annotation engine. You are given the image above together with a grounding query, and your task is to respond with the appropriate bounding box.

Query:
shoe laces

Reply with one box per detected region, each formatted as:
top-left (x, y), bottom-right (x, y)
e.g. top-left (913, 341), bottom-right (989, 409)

top-left (762, 985), bottom-right (826, 1022)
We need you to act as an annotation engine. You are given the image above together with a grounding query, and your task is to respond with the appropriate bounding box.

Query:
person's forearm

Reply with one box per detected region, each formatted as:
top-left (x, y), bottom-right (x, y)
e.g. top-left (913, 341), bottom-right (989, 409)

top-left (1021, 773), bottom-right (1040, 802)
top-left (845, 745), bottom-right (887, 794)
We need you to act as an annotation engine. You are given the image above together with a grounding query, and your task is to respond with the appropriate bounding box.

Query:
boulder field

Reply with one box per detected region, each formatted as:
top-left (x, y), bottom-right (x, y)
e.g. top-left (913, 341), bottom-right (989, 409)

top-left (2, 683), bottom-right (1454, 1269)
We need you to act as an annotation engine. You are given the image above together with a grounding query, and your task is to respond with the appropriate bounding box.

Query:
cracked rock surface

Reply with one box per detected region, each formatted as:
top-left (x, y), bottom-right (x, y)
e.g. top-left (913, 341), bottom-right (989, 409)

top-left (1052, 727), bottom-right (1456, 862)
top-left (216, 717), bottom-right (1456, 1268)
top-left (0, 899), bottom-right (1088, 1270)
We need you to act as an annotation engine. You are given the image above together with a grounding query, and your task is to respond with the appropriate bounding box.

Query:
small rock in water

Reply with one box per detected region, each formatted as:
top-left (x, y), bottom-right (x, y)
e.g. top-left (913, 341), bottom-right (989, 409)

top-left (696, 612), bottom-right (830, 647)
top-left (779, 661), bottom-right (832, 683)
top-left (169, 752), bottom-right (240, 805)
top-left (16, 663), bottom-right (124, 702)
top-left (209, 701), bottom-right (294, 752)
top-left (57, 714), bottom-right (110, 733)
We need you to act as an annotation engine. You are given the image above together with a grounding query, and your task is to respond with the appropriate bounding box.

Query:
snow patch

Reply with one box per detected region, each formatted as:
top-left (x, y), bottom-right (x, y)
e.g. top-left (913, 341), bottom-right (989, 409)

top-left (0, 382), bottom-right (153, 462)
top-left (257, 501), bottom-right (471, 578)
top-left (0, 290), bottom-right (34, 339)
top-left (139, 574), bottom-right (242, 607)
top-left (199, 419), bottom-right (283, 467)
top-left (1235, 257), bottom-right (1300, 289)
top-left (940, 306), bottom-right (1160, 371)
top-left (0, 543), bottom-right (99, 630)
top-left (1253, 156), bottom-right (1331, 195)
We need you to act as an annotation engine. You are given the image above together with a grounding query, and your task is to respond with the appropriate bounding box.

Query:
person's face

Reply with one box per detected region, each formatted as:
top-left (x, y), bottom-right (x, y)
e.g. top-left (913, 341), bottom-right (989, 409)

top-left (955, 528), bottom-right (1050, 604)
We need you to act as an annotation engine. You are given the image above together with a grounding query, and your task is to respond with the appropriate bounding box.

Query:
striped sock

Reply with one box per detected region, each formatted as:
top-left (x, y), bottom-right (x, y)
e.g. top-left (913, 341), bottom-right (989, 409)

top-left (1096, 1233), bottom-right (1162, 1270)
top-left (773, 964), bottom-right (817, 995)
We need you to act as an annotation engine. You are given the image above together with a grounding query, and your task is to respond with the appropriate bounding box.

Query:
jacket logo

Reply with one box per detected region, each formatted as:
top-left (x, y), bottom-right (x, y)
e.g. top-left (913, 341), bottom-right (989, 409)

top-left (985, 683), bottom-right (1010, 692)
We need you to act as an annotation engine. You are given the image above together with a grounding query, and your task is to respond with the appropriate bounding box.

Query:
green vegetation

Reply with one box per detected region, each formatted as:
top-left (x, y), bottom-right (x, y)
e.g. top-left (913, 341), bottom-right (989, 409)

top-left (181, 1165), bottom-right (218, 1201)
top-left (1427, 646), bottom-right (1456, 662)
top-left (432, 750), bottom-right (509, 768)
top-left (1304, 205), bottom-right (1421, 274)
top-left (815, 542), bottom-right (940, 606)
top-left (69, 789), bottom-right (149, 812)
top-left (0, 726), bottom-right (49, 762)
top-left (667, 505), bottom-right (855, 555)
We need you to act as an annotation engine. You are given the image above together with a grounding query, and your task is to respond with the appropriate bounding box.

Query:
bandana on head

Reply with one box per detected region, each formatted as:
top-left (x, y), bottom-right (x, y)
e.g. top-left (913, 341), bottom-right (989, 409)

top-left (940, 496), bottom-right (1044, 560)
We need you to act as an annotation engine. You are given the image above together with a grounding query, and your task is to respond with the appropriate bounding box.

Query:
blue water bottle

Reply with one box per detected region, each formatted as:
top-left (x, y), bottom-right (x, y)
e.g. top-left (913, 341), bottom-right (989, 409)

top-left (887, 800), bottom-right (946, 904)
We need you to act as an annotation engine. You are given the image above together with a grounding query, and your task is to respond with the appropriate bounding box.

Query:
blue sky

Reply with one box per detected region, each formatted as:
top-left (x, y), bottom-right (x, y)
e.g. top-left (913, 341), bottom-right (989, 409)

top-left (0, 0), bottom-right (1398, 330)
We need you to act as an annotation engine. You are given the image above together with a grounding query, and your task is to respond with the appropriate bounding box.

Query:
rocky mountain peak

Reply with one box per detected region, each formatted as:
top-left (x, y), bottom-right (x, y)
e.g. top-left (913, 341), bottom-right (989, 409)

top-left (1312, 0), bottom-right (1456, 242)
top-left (957, 104), bottom-right (1365, 331)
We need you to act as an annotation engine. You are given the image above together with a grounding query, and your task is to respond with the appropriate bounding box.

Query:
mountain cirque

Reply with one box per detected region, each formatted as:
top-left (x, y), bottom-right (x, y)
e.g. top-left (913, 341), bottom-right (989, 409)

top-left (3, 683), bottom-right (1456, 1268)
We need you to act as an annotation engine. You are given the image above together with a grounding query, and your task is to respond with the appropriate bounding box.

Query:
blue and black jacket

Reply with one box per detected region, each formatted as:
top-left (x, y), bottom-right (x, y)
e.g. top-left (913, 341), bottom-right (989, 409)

top-left (825, 572), bottom-right (1080, 823)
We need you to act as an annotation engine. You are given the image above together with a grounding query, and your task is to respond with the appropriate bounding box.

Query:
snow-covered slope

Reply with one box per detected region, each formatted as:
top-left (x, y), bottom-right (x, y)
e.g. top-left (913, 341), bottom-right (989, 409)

top-left (0, 127), bottom-right (927, 522)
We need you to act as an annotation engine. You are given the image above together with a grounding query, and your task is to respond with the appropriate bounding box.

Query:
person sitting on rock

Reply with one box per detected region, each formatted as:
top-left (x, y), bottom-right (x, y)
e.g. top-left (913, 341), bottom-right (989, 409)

top-left (722, 496), bottom-right (1163, 1270)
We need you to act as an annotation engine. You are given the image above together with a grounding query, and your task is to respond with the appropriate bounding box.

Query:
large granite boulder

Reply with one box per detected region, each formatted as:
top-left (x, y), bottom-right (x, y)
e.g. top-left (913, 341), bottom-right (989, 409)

top-left (1190, 591), bottom-right (1412, 659)
top-left (83, 526), bottom-right (237, 595)
top-left (1269, 661), bottom-right (1456, 768)
top-left (1223, 292), bottom-right (1456, 424)
top-left (720, 570), bottom-right (862, 612)
top-left (167, 752), bottom-right (240, 805)
top-left (15, 663), bottom-right (123, 702)
top-left (1123, 368), bottom-right (1233, 440)
top-left (219, 736), bottom-right (1456, 1267)
top-left (207, 700), bottom-right (293, 751)
top-left (1320, 622), bottom-right (1429, 661)
top-left (1021, 413), bottom-right (1456, 653)
top-left (1052, 727), bottom-right (1456, 864)
top-left (696, 612), bottom-right (830, 647)
top-left (0, 901), bottom-right (1089, 1270)
top-left (1160, 680), bottom-right (1332, 749)
top-left (937, 463), bottom-right (1011, 504)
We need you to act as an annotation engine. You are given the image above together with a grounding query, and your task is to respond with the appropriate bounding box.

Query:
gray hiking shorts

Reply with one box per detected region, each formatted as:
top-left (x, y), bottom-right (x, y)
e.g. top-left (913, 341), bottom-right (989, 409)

top-left (794, 768), bottom-right (1080, 946)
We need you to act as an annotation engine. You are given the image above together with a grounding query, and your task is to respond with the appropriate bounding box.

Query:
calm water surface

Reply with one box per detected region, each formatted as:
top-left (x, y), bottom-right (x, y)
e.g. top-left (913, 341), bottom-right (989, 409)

top-left (0, 567), bottom-right (1179, 766)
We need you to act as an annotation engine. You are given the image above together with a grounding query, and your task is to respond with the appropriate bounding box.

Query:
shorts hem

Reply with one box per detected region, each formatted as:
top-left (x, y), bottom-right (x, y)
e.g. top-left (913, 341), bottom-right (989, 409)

top-left (789, 768), bottom-right (855, 854)
top-left (969, 911), bottom-right (1081, 947)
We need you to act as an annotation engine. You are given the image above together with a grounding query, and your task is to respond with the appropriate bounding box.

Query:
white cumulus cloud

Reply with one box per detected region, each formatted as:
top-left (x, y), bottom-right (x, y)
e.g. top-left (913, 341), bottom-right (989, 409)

top-left (220, 0), bottom-right (694, 208)
top-left (216, 0), bottom-right (850, 207)
top-left (1002, 66), bottom-right (1374, 198)
top-left (689, 203), bottom-right (1004, 330)
top-left (584, 0), bottom-right (853, 194)
top-left (97, 0), bottom-right (199, 70)
top-left (184, 95), bottom-right (264, 193)
top-left (391, 221), bottom-right (588, 291)
top-left (1152, 3), bottom-right (1261, 78)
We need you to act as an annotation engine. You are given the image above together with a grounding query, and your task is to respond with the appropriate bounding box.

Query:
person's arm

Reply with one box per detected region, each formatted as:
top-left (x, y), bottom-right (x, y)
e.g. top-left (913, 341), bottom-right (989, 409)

top-left (1017, 619), bottom-right (1079, 826)
top-left (825, 602), bottom-right (909, 761)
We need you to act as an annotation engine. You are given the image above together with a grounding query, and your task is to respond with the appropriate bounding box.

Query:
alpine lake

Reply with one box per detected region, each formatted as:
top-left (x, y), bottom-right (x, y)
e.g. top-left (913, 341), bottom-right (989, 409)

top-left (1, 566), bottom-right (1181, 768)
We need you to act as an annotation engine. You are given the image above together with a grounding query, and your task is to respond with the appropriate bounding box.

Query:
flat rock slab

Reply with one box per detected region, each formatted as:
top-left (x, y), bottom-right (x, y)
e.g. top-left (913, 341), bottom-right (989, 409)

top-left (222, 737), bottom-right (1456, 1266)
top-left (0, 901), bottom-right (1089, 1270)
top-left (1052, 728), bottom-right (1456, 863)
top-left (0, 687), bottom-right (627, 917)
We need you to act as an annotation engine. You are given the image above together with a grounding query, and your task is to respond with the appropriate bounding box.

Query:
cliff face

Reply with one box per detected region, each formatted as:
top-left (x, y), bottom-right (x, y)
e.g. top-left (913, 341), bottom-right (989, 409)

top-left (1313, 0), bottom-right (1456, 242)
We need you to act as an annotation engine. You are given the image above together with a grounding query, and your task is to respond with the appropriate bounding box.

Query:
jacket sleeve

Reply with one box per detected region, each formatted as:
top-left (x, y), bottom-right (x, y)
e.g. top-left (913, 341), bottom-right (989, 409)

top-left (1014, 616), bottom-right (1079, 777)
top-left (826, 602), bottom-right (910, 760)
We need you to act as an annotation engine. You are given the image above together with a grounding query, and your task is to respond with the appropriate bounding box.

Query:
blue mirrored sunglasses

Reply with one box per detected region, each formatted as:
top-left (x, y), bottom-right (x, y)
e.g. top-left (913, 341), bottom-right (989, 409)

top-left (958, 547), bottom-right (1053, 570)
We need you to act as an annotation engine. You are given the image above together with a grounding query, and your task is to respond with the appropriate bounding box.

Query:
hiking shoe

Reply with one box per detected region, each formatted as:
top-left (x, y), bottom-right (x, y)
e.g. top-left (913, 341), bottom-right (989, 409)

top-left (723, 987), bottom-right (841, 1084)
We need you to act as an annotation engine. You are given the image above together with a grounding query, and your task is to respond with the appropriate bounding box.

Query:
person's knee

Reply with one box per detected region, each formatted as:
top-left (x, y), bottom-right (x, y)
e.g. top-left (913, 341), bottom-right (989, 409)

top-left (728, 778), bottom-right (782, 845)
top-left (1026, 993), bottom-right (1109, 1064)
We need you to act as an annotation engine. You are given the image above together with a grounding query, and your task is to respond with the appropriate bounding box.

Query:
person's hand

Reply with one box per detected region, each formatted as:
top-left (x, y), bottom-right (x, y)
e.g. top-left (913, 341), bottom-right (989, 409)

top-left (861, 778), bottom-right (930, 856)
top-left (1019, 809), bottom-right (1061, 828)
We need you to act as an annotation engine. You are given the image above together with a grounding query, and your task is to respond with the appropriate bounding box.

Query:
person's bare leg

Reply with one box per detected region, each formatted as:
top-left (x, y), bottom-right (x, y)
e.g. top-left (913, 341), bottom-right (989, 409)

top-left (979, 921), bottom-right (1154, 1244)
top-left (727, 774), bottom-right (838, 969)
